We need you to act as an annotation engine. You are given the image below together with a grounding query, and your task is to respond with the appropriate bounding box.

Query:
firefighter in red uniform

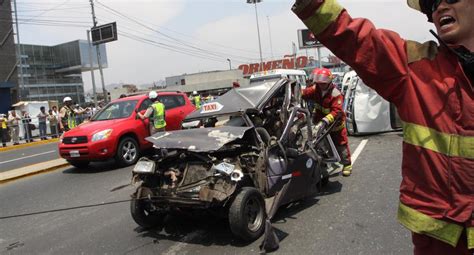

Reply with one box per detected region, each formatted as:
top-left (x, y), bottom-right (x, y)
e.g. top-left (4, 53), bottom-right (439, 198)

top-left (292, 0), bottom-right (473, 254)
top-left (303, 68), bottom-right (352, 176)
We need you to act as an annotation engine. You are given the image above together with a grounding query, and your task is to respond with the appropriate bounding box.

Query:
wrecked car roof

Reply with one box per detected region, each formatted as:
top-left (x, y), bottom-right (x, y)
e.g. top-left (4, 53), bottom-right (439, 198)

top-left (146, 126), bottom-right (253, 152)
top-left (185, 79), bottom-right (286, 120)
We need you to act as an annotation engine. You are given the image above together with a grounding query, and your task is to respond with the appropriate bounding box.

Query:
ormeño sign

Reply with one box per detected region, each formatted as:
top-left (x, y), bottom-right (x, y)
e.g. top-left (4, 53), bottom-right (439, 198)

top-left (238, 56), bottom-right (308, 76)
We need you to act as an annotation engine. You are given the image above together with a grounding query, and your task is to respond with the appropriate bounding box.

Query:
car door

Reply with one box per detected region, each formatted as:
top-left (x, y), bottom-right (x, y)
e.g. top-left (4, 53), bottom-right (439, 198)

top-left (157, 95), bottom-right (187, 130)
top-left (136, 98), bottom-right (152, 143)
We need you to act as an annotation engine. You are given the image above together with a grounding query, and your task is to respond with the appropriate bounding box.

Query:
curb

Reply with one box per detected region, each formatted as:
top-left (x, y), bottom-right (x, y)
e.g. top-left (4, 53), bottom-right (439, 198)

top-left (0, 159), bottom-right (70, 184)
top-left (0, 138), bottom-right (59, 153)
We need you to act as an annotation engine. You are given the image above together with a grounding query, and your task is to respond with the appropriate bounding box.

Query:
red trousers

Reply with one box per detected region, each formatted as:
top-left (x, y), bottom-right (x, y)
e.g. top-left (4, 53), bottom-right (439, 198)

top-left (412, 232), bottom-right (474, 255)
top-left (330, 127), bottom-right (351, 166)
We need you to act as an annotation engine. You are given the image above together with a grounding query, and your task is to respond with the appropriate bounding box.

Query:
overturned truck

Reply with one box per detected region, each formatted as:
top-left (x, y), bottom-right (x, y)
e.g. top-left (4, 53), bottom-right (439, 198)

top-left (130, 78), bottom-right (341, 241)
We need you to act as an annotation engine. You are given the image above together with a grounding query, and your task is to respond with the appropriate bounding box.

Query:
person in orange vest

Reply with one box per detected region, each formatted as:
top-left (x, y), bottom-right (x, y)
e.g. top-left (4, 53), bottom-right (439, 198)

top-left (303, 68), bottom-right (352, 176)
top-left (292, 0), bottom-right (473, 253)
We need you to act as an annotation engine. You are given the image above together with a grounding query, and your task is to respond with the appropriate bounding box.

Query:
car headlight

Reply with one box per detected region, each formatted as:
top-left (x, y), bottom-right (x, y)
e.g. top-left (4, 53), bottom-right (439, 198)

top-left (91, 129), bottom-right (113, 142)
top-left (59, 134), bottom-right (64, 143)
top-left (133, 158), bottom-right (155, 174)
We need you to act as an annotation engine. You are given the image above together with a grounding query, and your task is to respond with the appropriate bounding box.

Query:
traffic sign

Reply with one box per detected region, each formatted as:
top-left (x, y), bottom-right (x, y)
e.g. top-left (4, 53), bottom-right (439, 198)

top-left (91, 22), bottom-right (117, 45)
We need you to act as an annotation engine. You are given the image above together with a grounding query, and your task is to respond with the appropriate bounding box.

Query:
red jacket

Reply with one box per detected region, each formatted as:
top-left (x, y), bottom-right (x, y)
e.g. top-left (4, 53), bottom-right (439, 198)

top-left (302, 83), bottom-right (345, 130)
top-left (293, 0), bottom-right (474, 248)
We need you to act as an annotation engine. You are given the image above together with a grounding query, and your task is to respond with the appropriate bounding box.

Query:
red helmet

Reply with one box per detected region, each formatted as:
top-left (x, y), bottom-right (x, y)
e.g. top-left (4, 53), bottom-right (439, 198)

top-left (309, 68), bottom-right (320, 82)
top-left (310, 68), bottom-right (333, 84)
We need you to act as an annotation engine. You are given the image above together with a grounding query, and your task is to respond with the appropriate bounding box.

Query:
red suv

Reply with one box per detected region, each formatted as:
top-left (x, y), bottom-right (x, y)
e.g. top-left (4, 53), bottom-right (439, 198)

top-left (58, 91), bottom-right (195, 168)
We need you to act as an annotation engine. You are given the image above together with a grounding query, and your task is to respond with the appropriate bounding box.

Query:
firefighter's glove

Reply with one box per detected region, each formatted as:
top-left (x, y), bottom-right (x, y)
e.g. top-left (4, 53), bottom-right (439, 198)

top-left (292, 0), bottom-right (322, 13)
top-left (321, 117), bottom-right (330, 126)
top-left (315, 120), bottom-right (327, 132)
top-left (314, 121), bottom-right (327, 139)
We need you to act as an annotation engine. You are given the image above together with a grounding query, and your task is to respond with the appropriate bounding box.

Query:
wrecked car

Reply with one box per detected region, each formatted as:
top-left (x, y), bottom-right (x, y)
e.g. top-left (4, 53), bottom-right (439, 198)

top-left (130, 78), bottom-right (341, 241)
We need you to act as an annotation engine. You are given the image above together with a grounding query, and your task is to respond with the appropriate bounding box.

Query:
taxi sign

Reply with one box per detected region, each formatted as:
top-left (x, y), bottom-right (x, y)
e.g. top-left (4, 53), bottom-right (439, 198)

top-left (201, 102), bottom-right (224, 113)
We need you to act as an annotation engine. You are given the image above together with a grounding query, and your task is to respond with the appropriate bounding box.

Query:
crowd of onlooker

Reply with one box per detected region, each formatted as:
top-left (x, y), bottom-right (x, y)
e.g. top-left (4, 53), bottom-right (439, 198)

top-left (0, 102), bottom-right (104, 148)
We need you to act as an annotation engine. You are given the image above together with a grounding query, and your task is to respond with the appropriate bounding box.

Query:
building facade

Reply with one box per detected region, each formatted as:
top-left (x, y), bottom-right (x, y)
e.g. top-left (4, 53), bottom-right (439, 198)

top-left (0, 0), bottom-right (18, 114)
top-left (166, 69), bottom-right (248, 94)
top-left (19, 40), bottom-right (107, 104)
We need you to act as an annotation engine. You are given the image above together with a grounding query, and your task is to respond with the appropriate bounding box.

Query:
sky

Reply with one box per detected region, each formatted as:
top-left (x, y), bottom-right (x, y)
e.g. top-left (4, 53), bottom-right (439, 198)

top-left (14, 0), bottom-right (437, 91)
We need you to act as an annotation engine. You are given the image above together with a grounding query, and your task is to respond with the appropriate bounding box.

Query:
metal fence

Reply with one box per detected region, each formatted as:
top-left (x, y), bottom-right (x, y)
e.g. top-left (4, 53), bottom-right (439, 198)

top-left (3, 115), bottom-right (61, 143)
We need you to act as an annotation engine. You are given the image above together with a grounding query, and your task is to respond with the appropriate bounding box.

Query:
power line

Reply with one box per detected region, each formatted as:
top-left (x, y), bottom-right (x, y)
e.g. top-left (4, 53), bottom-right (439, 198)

top-left (119, 31), bottom-right (227, 63)
top-left (94, 1), bottom-right (261, 63)
top-left (21, 0), bottom-right (72, 23)
top-left (16, 6), bottom-right (90, 12)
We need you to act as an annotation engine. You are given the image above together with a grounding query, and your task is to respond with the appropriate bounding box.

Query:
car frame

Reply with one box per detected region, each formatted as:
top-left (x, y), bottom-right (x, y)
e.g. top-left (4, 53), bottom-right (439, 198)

top-left (130, 79), bottom-right (340, 240)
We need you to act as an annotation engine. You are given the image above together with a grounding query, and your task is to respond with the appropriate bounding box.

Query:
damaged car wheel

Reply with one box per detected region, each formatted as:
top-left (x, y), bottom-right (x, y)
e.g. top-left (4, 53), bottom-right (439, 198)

top-left (229, 187), bottom-right (266, 241)
top-left (130, 197), bottom-right (164, 229)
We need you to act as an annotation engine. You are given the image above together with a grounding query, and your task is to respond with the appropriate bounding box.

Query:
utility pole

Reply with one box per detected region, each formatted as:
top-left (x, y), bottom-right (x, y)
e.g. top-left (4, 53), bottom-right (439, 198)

top-left (89, 0), bottom-right (107, 103)
top-left (266, 16), bottom-right (274, 60)
top-left (13, 0), bottom-right (23, 101)
top-left (247, 0), bottom-right (263, 71)
top-left (86, 30), bottom-right (98, 107)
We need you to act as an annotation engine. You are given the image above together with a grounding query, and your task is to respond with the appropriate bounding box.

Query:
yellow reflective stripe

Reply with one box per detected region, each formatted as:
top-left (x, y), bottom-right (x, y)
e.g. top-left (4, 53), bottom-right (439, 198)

top-left (406, 40), bottom-right (438, 64)
top-left (303, 0), bottom-right (343, 36)
top-left (397, 203), bottom-right (463, 247)
top-left (467, 228), bottom-right (474, 249)
top-left (403, 122), bottom-right (474, 159)
top-left (324, 114), bottom-right (335, 124)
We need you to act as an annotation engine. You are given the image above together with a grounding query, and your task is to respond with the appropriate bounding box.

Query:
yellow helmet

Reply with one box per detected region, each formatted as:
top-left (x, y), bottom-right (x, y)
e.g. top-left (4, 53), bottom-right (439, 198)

top-left (407, 0), bottom-right (434, 22)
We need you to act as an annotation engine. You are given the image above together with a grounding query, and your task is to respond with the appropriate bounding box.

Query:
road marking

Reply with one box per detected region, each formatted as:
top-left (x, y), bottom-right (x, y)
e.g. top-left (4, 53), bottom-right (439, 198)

top-left (351, 139), bottom-right (368, 164)
top-left (0, 150), bottom-right (56, 165)
top-left (162, 230), bottom-right (206, 255)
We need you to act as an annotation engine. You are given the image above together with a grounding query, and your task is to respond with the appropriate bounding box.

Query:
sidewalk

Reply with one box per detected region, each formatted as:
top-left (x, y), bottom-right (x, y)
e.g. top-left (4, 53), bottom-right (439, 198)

top-left (0, 137), bottom-right (60, 152)
top-left (0, 158), bottom-right (69, 184)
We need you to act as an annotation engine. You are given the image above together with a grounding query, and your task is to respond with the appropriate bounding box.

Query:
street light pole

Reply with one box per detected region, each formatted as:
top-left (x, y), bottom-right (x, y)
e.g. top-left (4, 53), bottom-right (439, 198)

top-left (227, 58), bottom-right (232, 70)
top-left (266, 15), bottom-right (274, 60)
top-left (247, 0), bottom-right (263, 71)
top-left (13, 0), bottom-right (24, 101)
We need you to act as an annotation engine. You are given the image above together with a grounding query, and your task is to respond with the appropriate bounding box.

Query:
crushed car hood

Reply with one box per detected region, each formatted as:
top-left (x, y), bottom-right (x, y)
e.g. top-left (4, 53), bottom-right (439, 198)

top-left (146, 126), bottom-right (253, 152)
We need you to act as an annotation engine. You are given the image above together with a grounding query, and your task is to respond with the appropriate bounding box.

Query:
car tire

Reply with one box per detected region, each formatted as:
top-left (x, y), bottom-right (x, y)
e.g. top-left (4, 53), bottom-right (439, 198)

top-left (130, 197), bottom-right (164, 229)
top-left (115, 137), bottom-right (139, 167)
top-left (228, 187), bottom-right (266, 241)
top-left (67, 160), bottom-right (90, 169)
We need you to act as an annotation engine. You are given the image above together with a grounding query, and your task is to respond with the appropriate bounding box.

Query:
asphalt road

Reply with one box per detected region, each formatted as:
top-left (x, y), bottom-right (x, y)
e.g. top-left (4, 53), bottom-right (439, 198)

top-left (0, 142), bottom-right (60, 173)
top-left (0, 132), bottom-right (411, 254)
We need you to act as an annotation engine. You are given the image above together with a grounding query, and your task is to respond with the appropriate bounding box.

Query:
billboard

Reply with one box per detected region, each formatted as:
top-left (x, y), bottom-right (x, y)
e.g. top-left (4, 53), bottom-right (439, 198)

top-left (297, 29), bottom-right (322, 49)
top-left (238, 56), bottom-right (308, 76)
top-left (91, 22), bottom-right (118, 45)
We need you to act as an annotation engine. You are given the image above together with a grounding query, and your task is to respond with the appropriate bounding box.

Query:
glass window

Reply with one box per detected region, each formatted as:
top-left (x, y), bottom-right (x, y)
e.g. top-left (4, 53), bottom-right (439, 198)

top-left (93, 100), bottom-right (138, 120)
top-left (158, 95), bottom-right (185, 110)
top-left (138, 99), bottom-right (152, 112)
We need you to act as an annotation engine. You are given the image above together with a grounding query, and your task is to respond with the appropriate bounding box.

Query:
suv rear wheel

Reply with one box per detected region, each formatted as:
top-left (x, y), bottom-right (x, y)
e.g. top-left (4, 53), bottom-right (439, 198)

top-left (115, 137), bottom-right (139, 167)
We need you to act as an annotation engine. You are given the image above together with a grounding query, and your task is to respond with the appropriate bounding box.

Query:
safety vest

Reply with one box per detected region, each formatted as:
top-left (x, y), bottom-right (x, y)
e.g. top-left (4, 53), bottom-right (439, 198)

top-left (61, 106), bottom-right (76, 130)
top-left (151, 102), bottom-right (166, 129)
top-left (0, 118), bottom-right (6, 129)
top-left (194, 95), bottom-right (201, 109)
top-left (294, 0), bottom-right (474, 248)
